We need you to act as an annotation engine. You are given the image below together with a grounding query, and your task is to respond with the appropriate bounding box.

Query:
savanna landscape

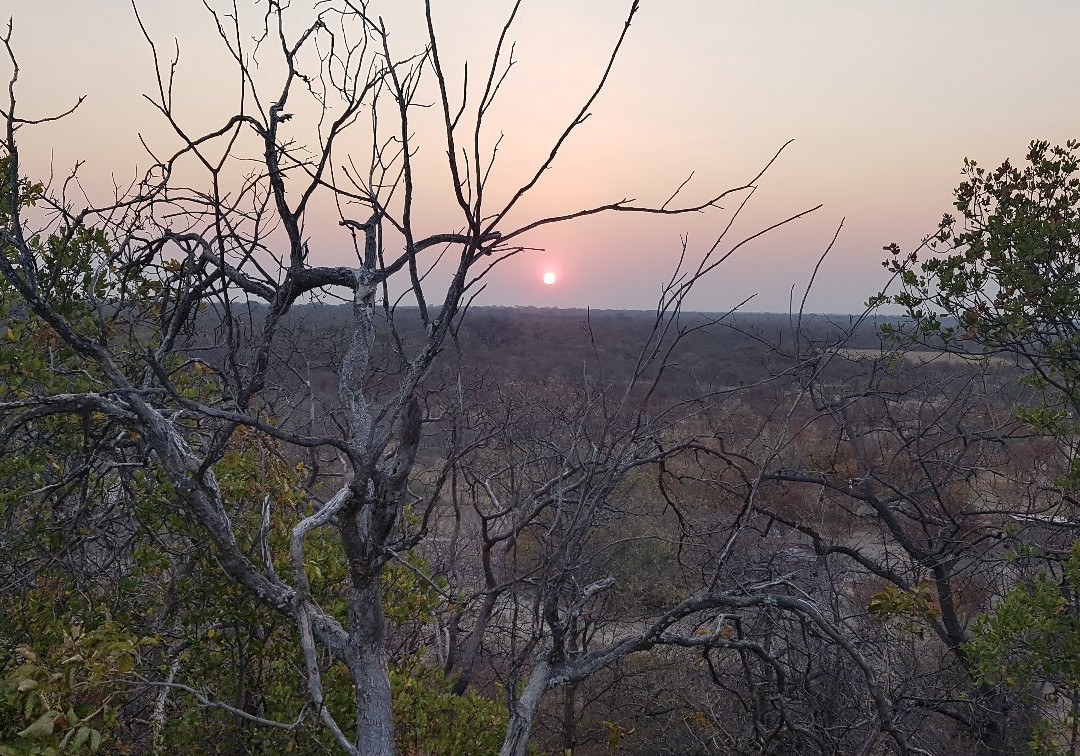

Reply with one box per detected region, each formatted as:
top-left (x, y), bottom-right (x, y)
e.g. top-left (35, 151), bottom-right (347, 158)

top-left (3, 2), bottom-right (1080, 755)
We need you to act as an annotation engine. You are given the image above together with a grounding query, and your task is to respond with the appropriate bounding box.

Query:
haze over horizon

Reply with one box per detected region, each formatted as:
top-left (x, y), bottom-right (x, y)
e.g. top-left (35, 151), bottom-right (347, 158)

top-left (4, 0), bottom-right (1078, 314)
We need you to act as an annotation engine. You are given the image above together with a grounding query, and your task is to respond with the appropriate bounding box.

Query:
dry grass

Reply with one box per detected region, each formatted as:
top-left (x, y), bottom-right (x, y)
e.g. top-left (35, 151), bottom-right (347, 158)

top-left (836, 347), bottom-right (1014, 367)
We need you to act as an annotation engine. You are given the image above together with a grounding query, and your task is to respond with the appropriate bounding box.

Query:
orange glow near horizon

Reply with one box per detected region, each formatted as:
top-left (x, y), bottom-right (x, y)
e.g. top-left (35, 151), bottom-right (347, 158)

top-left (7, 1), bottom-right (1080, 313)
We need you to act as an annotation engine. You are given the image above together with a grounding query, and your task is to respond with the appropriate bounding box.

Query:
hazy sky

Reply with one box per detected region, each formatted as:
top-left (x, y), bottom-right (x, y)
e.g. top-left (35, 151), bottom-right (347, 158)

top-left (4, 1), bottom-right (1079, 313)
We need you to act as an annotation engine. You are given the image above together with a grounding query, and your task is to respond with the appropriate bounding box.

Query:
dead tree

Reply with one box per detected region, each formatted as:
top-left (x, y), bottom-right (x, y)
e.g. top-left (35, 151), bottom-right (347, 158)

top-left (414, 286), bottom-right (937, 755)
top-left (738, 319), bottom-right (1060, 753)
top-left (0, 2), bottom-right (818, 752)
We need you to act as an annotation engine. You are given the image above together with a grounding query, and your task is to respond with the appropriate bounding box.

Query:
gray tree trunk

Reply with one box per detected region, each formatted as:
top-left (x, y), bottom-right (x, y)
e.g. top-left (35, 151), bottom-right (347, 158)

top-left (348, 579), bottom-right (394, 755)
top-left (499, 657), bottom-right (552, 756)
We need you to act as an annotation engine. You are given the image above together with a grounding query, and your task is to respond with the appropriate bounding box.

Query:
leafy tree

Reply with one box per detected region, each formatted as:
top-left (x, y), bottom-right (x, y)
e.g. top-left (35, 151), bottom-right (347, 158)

top-left (885, 140), bottom-right (1080, 752)
top-left (966, 539), bottom-right (1080, 755)
top-left (887, 139), bottom-right (1080, 477)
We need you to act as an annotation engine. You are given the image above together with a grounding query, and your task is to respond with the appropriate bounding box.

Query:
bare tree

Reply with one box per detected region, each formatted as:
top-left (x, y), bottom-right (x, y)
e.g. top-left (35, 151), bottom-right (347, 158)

top-left (0, 2), bottom-right (825, 752)
top-left (404, 283), bottom-right (951, 753)
top-left (733, 317), bottom-right (1064, 753)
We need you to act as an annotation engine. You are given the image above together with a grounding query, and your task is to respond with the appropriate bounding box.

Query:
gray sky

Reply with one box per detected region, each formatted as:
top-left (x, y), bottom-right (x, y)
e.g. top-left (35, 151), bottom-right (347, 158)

top-left (5, 1), bottom-right (1079, 312)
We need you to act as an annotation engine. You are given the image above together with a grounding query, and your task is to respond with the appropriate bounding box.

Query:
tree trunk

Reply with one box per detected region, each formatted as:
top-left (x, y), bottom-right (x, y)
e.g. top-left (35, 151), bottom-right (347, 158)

top-left (449, 589), bottom-right (498, 695)
top-left (562, 681), bottom-right (577, 754)
top-left (348, 579), bottom-right (395, 755)
top-left (499, 657), bottom-right (552, 756)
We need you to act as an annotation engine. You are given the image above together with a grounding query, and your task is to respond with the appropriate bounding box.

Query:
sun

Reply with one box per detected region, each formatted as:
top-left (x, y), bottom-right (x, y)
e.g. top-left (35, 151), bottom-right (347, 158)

top-left (542, 271), bottom-right (557, 285)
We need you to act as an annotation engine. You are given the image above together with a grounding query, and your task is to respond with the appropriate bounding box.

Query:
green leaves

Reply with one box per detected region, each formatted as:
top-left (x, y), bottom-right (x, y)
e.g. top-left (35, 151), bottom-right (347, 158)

top-left (16, 712), bottom-right (61, 740)
top-left (1, 621), bottom-right (135, 753)
top-left (889, 140), bottom-right (1080, 334)
top-left (882, 139), bottom-right (1080, 480)
top-left (867, 583), bottom-right (940, 637)
top-left (391, 656), bottom-right (507, 755)
top-left (966, 539), bottom-right (1080, 753)
top-left (884, 140), bottom-right (1080, 749)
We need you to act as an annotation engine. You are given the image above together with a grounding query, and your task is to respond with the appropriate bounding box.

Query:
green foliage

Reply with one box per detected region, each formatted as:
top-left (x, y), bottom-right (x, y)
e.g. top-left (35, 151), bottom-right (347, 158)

top-left (880, 140), bottom-right (1080, 749)
top-left (968, 539), bottom-right (1080, 692)
top-left (391, 656), bottom-right (507, 755)
top-left (884, 139), bottom-right (1080, 482)
top-left (886, 140), bottom-right (1080, 348)
top-left (383, 554), bottom-right (450, 627)
top-left (867, 582), bottom-right (940, 636)
top-left (967, 539), bottom-right (1080, 753)
top-left (0, 408), bottom-right (491, 752)
top-left (0, 618), bottom-right (143, 753)
top-left (1028, 718), bottom-right (1075, 756)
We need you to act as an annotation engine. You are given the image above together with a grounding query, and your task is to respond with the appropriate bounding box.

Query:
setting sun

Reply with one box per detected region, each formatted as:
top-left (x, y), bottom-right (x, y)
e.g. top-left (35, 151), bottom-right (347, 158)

top-left (542, 271), bottom-right (557, 285)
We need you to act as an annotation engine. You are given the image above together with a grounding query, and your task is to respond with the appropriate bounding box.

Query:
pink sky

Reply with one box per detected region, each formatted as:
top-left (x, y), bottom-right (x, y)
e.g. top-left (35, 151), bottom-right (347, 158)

top-left (5, 1), bottom-right (1080, 313)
